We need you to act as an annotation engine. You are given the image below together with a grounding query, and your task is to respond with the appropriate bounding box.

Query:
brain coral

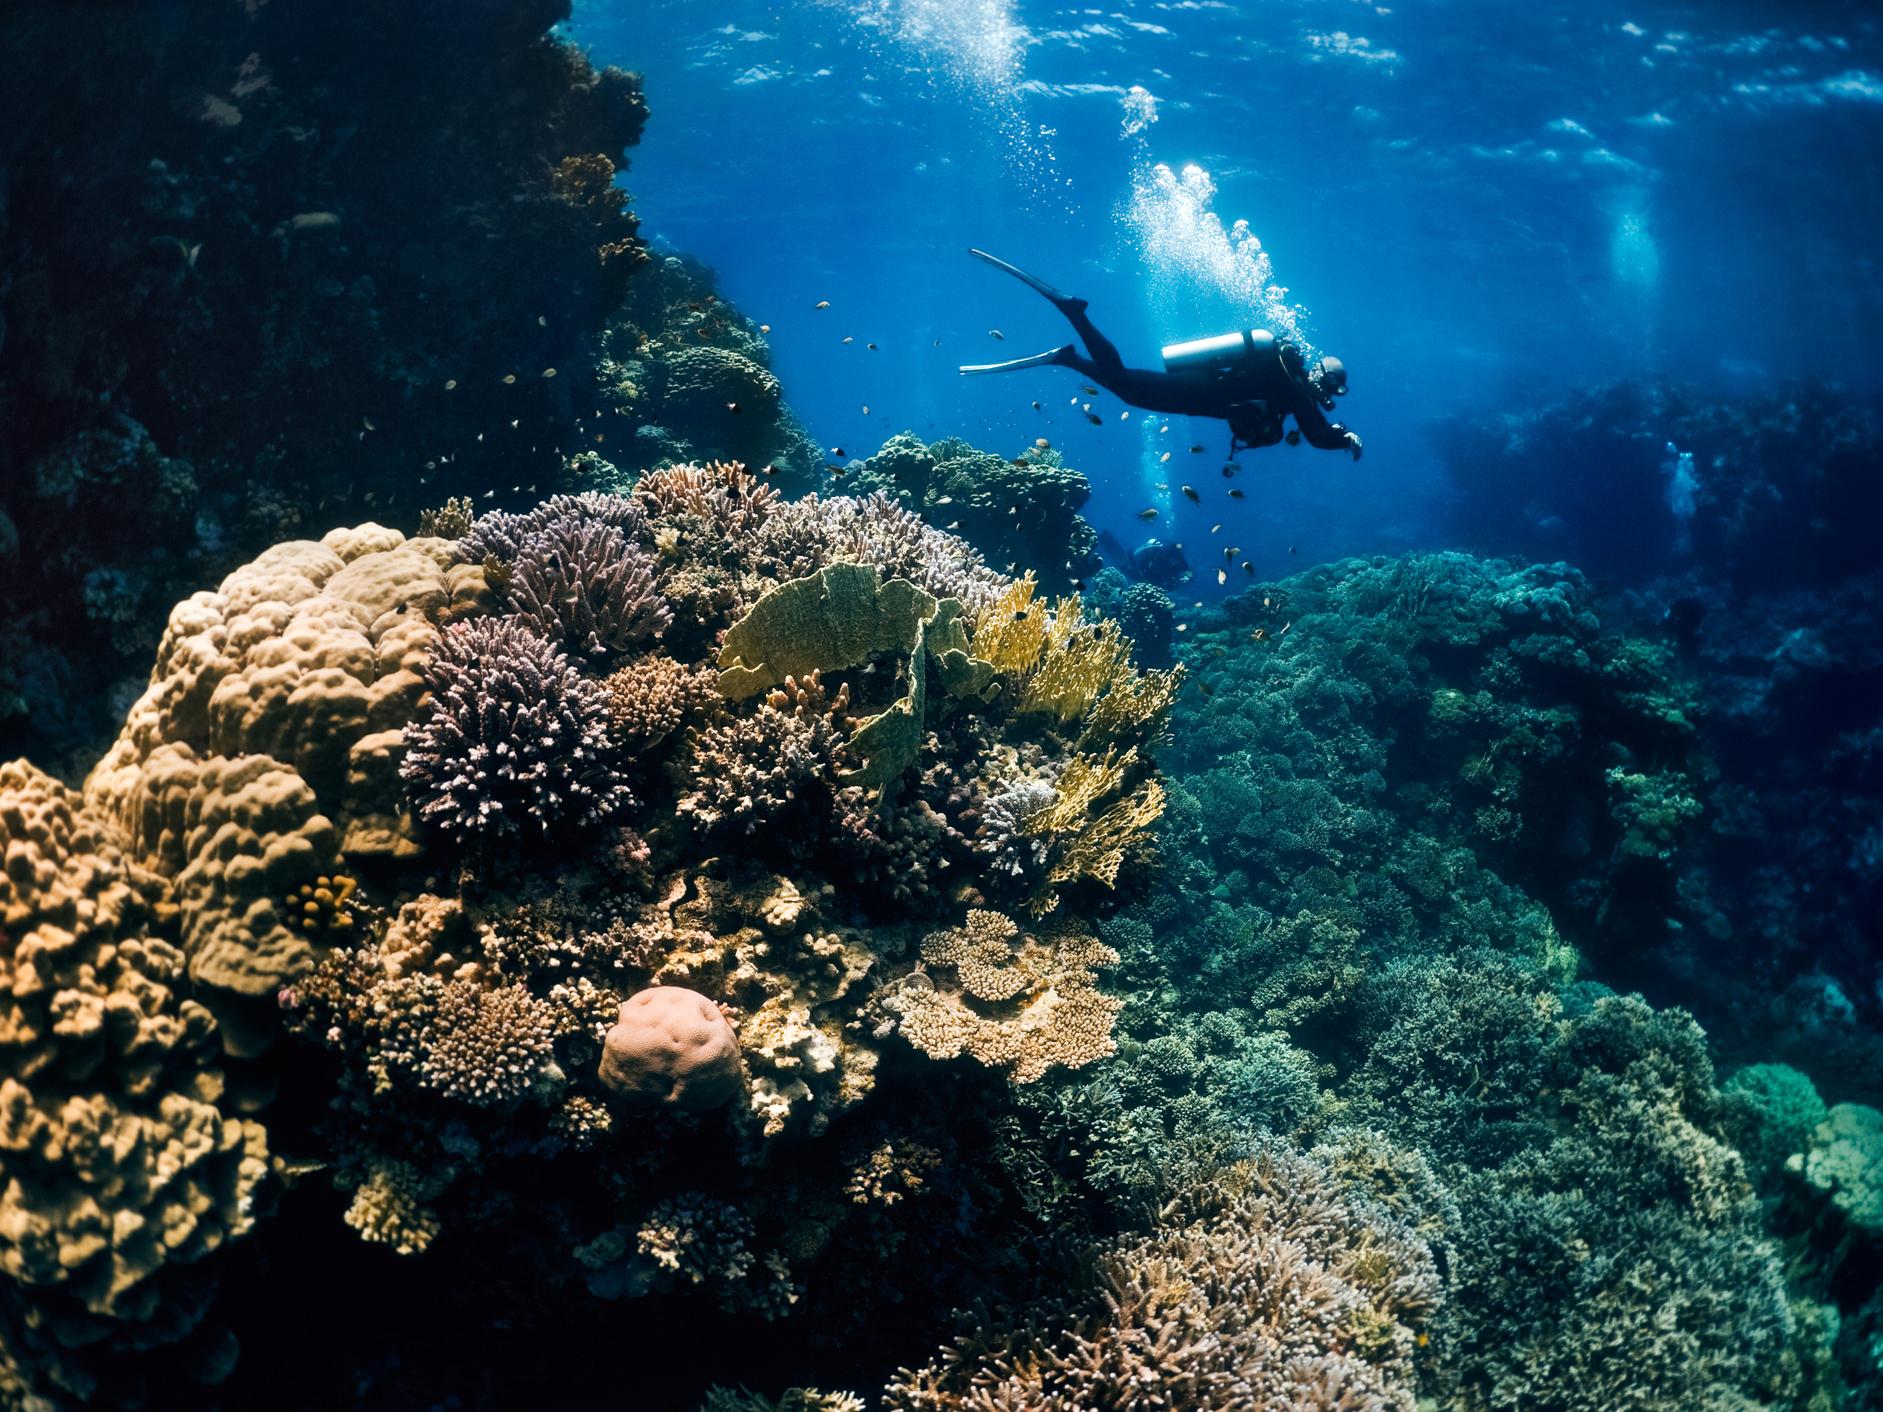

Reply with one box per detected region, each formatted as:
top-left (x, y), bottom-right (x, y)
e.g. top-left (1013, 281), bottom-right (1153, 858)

top-left (81, 524), bottom-right (489, 1050)
top-left (0, 762), bottom-right (268, 1403)
top-left (599, 987), bottom-right (743, 1110)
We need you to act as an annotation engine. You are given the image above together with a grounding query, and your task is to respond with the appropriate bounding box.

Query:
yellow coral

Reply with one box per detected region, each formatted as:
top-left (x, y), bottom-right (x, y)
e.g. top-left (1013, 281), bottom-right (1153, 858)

top-left (970, 575), bottom-right (1048, 676)
top-left (1079, 664), bottom-right (1185, 751)
top-left (343, 1159), bottom-right (444, 1256)
top-left (1047, 779), bottom-right (1165, 892)
top-left (287, 873), bottom-right (357, 934)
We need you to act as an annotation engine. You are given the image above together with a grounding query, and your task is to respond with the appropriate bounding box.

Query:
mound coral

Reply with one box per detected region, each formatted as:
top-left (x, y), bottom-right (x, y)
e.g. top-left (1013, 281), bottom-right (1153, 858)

top-left (81, 525), bottom-right (489, 1049)
top-left (0, 762), bottom-right (268, 1403)
top-left (599, 987), bottom-right (743, 1110)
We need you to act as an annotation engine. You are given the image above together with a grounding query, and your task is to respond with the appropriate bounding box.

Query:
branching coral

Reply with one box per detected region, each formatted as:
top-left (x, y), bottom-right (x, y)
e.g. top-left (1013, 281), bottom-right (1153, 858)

top-left (400, 616), bottom-right (630, 848)
top-left (883, 1142), bottom-right (1443, 1411)
top-left (603, 654), bottom-right (722, 751)
top-left (508, 514), bottom-right (671, 658)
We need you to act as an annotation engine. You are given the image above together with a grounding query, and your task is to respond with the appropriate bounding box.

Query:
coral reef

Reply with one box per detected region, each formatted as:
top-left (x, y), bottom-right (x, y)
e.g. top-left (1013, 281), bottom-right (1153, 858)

top-left (0, 1), bottom-right (652, 766)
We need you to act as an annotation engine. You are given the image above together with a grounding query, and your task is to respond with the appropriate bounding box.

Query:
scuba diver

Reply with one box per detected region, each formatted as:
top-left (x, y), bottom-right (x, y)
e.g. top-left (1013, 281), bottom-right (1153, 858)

top-left (959, 248), bottom-right (1362, 460)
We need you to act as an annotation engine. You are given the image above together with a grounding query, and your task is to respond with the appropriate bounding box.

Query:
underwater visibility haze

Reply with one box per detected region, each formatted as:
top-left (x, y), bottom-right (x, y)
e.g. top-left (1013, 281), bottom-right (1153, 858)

top-left (0, 0), bottom-right (1880, 1407)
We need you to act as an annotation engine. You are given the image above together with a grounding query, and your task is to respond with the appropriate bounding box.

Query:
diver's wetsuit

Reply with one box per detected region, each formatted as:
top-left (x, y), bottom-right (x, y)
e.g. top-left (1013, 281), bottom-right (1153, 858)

top-left (960, 249), bottom-right (1358, 456)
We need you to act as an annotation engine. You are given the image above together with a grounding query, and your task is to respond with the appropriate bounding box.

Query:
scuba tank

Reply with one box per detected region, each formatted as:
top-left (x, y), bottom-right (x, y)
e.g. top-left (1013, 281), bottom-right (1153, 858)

top-left (1160, 327), bottom-right (1278, 374)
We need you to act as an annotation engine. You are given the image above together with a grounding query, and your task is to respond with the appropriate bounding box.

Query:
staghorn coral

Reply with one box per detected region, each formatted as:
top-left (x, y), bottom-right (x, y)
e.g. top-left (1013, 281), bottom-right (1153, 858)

top-left (887, 911), bottom-right (1122, 1083)
top-left (699, 1390), bottom-right (866, 1412)
top-left (883, 1141), bottom-right (1442, 1411)
top-left (676, 673), bottom-right (853, 837)
top-left (508, 514), bottom-right (671, 659)
top-left (400, 616), bottom-right (630, 849)
top-left (0, 762), bottom-right (268, 1404)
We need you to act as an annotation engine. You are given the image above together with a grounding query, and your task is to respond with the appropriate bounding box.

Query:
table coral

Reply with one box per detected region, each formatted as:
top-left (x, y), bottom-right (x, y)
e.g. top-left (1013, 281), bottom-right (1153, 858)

top-left (887, 911), bottom-right (1123, 1083)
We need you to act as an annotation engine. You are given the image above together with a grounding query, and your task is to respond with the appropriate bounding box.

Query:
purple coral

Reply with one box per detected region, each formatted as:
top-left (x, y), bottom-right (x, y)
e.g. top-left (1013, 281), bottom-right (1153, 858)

top-left (756, 492), bottom-right (1009, 613)
top-left (509, 515), bottom-right (671, 659)
top-left (457, 491), bottom-right (647, 564)
top-left (401, 617), bottom-right (631, 847)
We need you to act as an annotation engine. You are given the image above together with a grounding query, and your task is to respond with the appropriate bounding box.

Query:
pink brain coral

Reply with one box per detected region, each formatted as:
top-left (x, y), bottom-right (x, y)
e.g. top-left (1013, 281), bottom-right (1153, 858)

top-left (599, 986), bottom-right (742, 1111)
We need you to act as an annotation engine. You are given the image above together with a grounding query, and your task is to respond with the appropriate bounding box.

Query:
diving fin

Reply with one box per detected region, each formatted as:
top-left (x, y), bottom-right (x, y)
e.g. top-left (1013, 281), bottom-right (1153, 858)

top-left (967, 249), bottom-right (1086, 312)
top-left (959, 345), bottom-right (1076, 376)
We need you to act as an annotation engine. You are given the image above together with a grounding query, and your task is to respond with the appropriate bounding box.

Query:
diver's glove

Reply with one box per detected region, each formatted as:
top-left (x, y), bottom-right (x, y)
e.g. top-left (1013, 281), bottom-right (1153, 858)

top-left (1345, 431), bottom-right (1363, 461)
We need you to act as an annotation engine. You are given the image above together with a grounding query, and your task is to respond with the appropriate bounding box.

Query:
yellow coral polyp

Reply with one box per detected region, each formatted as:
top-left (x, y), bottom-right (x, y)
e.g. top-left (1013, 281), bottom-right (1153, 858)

top-left (288, 873), bottom-right (358, 934)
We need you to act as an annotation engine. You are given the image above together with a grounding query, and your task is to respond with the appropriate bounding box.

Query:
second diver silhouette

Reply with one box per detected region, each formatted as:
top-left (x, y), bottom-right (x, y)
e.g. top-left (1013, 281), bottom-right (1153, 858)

top-left (958, 248), bottom-right (1362, 460)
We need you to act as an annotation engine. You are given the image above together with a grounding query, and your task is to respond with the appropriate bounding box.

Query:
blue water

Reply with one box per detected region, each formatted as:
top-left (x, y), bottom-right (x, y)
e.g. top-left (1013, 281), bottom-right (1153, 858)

top-left (571, 0), bottom-right (1883, 584)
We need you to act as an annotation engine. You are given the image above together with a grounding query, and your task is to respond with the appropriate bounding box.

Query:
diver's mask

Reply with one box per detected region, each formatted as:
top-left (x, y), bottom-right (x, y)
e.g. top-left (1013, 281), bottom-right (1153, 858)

top-left (1315, 355), bottom-right (1348, 398)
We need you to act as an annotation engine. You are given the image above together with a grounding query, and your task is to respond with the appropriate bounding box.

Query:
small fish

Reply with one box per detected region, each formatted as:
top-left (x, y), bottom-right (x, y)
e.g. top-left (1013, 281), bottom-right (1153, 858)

top-left (1182, 485), bottom-right (1199, 503)
top-left (1289, 545), bottom-right (1298, 554)
top-left (1137, 507), bottom-right (1159, 521)
top-left (1228, 488), bottom-right (1246, 499)
top-left (1211, 523), bottom-right (1223, 533)
top-left (362, 417), bottom-right (376, 432)
top-left (1279, 621), bottom-right (1293, 635)
top-left (815, 300), bottom-right (831, 309)
top-left (1081, 384), bottom-right (1100, 395)
top-left (1031, 400), bottom-right (1042, 410)
top-left (842, 336), bottom-right (854, 344)
top-left (760, 323), bottom-right (772, 333)
top-left (1243, 561), bottom-right (1254, 575)
top-left (542, 367), bottom-right (557, 378)
top-left (946, 520), bottom-right (960, 529)
top-left (1082, 403), bottom-right (1093, 413)
top-left (1252, 628), bottom-right (1267, 642)
top-left (1120, 410), bottom-right (1130, 420)
top-left (1176, 623), bottom-right (1189, 633)
top-left (482, 489), bottom-right (495, 499)
top-left (1160, 451), bottom-right (1171, 463)
top-left (867, 342), bottom-right (879, 351)
top-left (934, 338), bottom-right (943, 347)
top-left (1196, 679), bottom-right (1214, 697)
top-left (831, 447), bottom-right (846, 457)
top-left (1263, 596), bottom-right (1272, 606)
top-left (760, 463), bottom-right (778, 476)
top-left (1012, 610), bottom-right (1030, 621)
top-left (827, 463), bottom-right (847, 475)
top-left (510, 419), bottom-right (519, 428)
top-left (444, 379), bottom-right (458, 390)
top-left (989, 329), bottom-right (1005, 341)
top-left (1223, 548), bottom-right (1236, 561)
top-left (727, 402), bottom-right (740, 413)
top-left (1190, 444), bottom-right (1204, 454)
top-left (1217, 568), bottom-right (1227, 585)
top-left (502, 373), bottom-right (516, 385)
top-left (1086, 412), bottom-right (1103, 426)
top-left (935, 495), bottom-right (954, 505)
top-left (1071, 577), bottom-right (1086, 590)
top-left (538, 315), bottom-right (548, 327)
top-left (862, 405), bottom-right (871, 415)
